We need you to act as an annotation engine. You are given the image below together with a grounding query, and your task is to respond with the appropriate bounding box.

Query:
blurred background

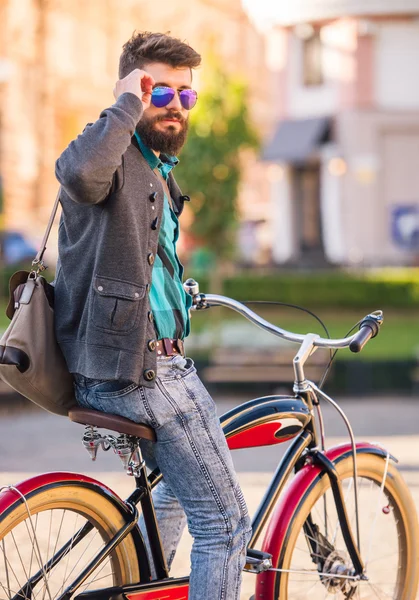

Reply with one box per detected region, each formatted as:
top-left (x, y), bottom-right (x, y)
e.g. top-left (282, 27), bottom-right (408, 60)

top-left (0, 0), bottom-right (417, 404)
top-left (1, 0), bottom-right (417, 397)
top-left (0, 3), bottom-right (418, 596)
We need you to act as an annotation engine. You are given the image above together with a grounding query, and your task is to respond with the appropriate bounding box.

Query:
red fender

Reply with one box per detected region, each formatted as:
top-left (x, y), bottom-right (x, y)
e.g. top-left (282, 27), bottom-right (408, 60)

top-left (255, 442), bottom-right (393, 599)
top-left (0, 471), bottom-right (128, 517)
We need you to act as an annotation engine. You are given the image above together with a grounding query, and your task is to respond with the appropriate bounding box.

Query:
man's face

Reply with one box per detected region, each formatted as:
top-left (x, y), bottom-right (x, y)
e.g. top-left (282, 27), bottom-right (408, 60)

top-left (136, 62), bottom-right (193, 156)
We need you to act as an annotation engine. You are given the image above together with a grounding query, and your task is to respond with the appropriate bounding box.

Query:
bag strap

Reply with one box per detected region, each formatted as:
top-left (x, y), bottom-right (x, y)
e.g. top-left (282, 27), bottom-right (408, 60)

top-left (32, 188), bottom-right (61, 273)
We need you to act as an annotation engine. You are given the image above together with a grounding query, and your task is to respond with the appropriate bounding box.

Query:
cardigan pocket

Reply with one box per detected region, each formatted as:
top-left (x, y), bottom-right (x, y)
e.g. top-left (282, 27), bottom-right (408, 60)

top-left (92, 275), bottom-right (145, 333)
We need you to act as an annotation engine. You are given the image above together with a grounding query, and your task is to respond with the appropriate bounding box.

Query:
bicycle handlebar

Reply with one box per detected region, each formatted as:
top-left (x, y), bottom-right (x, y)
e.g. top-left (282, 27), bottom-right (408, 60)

top-left (184, 279), bottom-right (383, 352)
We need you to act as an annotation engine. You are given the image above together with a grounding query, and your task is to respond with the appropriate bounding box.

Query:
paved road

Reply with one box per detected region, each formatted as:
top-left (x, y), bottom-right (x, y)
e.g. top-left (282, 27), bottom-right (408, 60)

top-left (0, 394), bottom-right (418, 599)
top-left (0, 394), bottom-right (417, 473)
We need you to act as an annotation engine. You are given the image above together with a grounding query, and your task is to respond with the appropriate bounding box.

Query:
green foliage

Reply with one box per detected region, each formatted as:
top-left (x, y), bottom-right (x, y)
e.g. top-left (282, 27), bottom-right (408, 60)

top-left (190, 269), bottom-right (419, 309)
top-left (175, 60), bottom-right (259, 260)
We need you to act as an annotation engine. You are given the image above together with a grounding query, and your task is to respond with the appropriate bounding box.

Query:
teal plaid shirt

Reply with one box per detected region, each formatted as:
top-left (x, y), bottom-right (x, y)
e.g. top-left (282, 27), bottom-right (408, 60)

top-left (135, 133), bottom-right (191, 340)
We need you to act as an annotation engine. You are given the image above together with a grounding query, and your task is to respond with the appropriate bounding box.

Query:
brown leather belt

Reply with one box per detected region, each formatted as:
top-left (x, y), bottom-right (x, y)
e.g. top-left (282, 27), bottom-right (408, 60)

top-left (156, 338), bottom-right (185, 357)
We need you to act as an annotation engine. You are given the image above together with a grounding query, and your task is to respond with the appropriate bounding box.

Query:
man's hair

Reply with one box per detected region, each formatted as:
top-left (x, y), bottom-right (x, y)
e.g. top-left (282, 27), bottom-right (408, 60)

top-left (119, 31), bottom-right (201, 79)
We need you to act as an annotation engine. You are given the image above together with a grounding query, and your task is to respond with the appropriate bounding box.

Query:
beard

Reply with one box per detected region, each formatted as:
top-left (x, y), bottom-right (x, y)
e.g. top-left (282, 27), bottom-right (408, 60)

top-left (136, 110), bottom-right (189, 156)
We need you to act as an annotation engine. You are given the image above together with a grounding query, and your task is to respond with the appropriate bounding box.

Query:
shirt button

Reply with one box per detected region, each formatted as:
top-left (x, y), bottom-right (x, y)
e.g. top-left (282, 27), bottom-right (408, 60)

top-left (98, 286), bottom-right (104, 292)
top-left (148, 311), bottom-right (154, 323)
top-left (180, 194), bottom-right (191, 202)
top-left (151, 217), bottom-right (159, 230)
top-left (134, 292), bottom-right (140, 298)
top-left (144, 369), bottom-right (156, 381)
top-left (146, 283), bottom-right (151, 293)
top-left (149, 192), bottom-right (157, 202)
top-left (147, 253), bottom-right (155, 265)
top-left (147, 339), bottom-right (156, 351)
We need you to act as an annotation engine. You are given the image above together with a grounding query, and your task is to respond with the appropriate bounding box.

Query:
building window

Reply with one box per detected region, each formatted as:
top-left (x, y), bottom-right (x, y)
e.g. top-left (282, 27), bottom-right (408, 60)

top-left (302, 28), bottom-right (324, 87)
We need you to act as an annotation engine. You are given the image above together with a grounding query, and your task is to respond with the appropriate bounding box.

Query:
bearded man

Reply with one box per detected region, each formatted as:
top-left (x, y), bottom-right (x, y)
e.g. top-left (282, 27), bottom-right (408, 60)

top-left (54, 31), bottom-right (251, 600)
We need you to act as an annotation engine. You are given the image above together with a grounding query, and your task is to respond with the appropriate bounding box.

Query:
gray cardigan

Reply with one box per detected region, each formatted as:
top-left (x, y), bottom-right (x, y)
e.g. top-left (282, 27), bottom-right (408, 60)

top-left (54, 92), bottom-right (188, 387)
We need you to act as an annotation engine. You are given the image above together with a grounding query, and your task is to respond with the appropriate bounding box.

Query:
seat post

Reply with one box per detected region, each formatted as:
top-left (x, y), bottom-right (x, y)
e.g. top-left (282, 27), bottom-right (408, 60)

top-left (131, 461), bottom-right (170, 580)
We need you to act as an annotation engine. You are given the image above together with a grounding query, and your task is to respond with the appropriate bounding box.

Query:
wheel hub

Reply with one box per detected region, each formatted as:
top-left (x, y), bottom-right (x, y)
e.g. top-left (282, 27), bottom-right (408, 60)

top-left (321, 551), bottom-right (358, 596)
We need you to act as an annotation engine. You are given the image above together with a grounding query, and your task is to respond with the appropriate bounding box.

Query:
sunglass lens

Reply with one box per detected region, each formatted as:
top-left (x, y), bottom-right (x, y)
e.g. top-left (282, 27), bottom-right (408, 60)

top-left (180, 89), bottom-right (198, 110)
top-left (151, 87), bottom-right (176, 108)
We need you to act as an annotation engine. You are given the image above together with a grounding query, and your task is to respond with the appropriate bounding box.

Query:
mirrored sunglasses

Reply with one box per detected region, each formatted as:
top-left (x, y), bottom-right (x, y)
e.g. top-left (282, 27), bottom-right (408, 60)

top-left (151, 86), bottom-right (198, 110)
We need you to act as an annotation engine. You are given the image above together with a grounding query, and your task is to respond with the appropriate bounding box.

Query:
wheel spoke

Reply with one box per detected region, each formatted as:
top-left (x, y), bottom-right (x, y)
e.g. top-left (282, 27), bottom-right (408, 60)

top-left (2, 537), bottom-right (11, 599)
top-left (59, 512), bottom-right (81, 596)
top-left (28, 513), bottom-right (39, 589)
top-left (0, 536), bottom-right (28, 593)
top-left (11, 528), bottom-right (30, 585)
top-left (365, 580), bottom-right (395, 600)
top-left (60, 526), bottom-right (101, 590)
top-left (79, 568), bottom-right (116, 594)
top-left (41, 511), bottom-right (54, 600)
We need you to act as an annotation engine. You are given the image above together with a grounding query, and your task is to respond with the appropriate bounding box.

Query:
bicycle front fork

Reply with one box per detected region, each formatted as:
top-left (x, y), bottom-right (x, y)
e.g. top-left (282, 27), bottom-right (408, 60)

top-left (307, 450), bottom-right (364, 576)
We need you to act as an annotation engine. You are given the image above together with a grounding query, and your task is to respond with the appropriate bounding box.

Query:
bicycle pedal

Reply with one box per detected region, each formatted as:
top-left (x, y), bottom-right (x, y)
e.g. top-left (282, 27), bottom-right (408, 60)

top-left (244, 549), bottom-right (272, 573)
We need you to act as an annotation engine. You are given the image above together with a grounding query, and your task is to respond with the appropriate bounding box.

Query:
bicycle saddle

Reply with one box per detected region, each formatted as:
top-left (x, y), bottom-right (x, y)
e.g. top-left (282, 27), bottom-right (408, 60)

top-left (68, 407), bottom-right (156, 442)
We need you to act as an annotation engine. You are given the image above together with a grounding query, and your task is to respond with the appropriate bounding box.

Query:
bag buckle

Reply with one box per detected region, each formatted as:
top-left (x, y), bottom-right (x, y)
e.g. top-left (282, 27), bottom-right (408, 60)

top-left (31, 259), bottom-right (47, 276)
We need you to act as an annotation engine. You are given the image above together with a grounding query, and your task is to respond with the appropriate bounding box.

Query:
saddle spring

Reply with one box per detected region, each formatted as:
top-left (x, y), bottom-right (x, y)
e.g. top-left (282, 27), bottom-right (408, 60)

top-left (82, 426), bottom-right (144, 476)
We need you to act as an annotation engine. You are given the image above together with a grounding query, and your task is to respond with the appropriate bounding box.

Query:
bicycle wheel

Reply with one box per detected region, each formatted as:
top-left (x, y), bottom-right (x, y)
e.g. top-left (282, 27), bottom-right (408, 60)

top-left (274, 452), bottom-right (419, 599)
top-left (0, 480), bottom-right (141, 599)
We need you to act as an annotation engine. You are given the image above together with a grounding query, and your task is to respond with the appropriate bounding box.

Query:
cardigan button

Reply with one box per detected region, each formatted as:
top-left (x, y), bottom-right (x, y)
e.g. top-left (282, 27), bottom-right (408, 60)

top-left (149, 192), bottom-right (157, 202)
top-left (147, 339), bottom-right (156, 351)
top-left (147, 253), bottom-right (155, 265)
top-left (180, 194), bottom-right (190, 202)
top-left (144, 369), bottom-right (156, 381)
top-left (151, 217), bottom-right (158, 230)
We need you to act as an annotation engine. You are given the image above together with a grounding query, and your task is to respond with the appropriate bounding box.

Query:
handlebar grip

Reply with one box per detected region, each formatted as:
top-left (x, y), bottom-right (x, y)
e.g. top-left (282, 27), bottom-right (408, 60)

top-left (349, 324), bottom-right (374, 353)
top-left (349, 314), bottom-right (382, 353)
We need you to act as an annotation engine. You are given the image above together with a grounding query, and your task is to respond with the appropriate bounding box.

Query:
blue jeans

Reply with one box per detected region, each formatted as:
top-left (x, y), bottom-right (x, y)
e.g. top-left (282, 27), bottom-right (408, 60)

top-left (73, 356), bottom-right (252, 600)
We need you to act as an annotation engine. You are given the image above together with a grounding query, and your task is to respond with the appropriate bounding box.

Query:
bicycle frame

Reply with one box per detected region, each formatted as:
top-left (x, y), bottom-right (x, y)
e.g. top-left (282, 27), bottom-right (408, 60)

top-left (0, 283), bottom-right (389, 600)
top-left (2, 396), bottom-right (394, 600)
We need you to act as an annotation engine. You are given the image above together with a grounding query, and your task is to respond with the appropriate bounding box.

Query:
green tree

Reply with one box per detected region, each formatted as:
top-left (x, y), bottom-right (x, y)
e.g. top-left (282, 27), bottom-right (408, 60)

top-left (175, 62), bottom-right (259, 285)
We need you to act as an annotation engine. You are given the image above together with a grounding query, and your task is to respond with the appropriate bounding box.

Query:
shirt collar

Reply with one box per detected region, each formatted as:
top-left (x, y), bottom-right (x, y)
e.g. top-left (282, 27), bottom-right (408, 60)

top-left (134, 132), bottom-right (179, 174)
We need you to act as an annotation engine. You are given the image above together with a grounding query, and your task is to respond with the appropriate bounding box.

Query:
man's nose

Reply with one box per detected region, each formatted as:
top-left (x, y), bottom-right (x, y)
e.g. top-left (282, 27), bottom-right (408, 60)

top-left (166, 91), bottom-right (182, 111)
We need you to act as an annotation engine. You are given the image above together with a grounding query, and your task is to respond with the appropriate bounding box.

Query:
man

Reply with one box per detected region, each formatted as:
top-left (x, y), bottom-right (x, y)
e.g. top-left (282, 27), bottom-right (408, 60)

top-left (54, 31), bottom-right (251, 600)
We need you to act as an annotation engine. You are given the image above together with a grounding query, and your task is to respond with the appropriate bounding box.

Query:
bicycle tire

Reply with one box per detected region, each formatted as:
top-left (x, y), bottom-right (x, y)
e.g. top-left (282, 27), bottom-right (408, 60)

top-left (273, 452), bottom-right (419, 600)
top-left (0, 480), bottom-right (141, 599)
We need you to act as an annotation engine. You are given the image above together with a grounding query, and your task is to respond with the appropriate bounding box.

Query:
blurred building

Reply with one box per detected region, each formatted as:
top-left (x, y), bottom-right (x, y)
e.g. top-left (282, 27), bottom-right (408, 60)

top-left (264, 0), bottom-right (419, 267)
top-left (0, 0), bottom-right (273, 263)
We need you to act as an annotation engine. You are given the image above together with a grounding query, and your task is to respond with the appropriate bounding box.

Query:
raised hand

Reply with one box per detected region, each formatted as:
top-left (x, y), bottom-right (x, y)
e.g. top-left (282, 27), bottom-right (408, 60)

top-left (113, 69), bottom-right (155, 110)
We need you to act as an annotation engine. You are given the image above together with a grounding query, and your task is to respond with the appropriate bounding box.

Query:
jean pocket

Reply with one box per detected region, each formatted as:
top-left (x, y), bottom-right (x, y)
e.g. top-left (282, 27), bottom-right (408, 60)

top-left (89, 380), bottom-right (138, 399)
top-left (74, 383), bottom-right (98, 410)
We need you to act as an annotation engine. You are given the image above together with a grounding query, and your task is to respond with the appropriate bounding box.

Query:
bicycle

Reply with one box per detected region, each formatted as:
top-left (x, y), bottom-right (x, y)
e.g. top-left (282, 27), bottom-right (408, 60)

top-left (0, 278), bottom-right (418, 600)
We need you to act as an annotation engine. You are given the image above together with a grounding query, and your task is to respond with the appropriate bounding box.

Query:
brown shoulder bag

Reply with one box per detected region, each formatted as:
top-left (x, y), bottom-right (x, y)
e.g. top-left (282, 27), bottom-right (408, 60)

top-left (0, 191), bottom-right (76, 415)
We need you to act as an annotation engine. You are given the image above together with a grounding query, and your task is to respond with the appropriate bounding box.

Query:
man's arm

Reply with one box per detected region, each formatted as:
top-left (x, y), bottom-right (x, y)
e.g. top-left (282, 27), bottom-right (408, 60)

top-left (56, 69), bottom-right (154, 205)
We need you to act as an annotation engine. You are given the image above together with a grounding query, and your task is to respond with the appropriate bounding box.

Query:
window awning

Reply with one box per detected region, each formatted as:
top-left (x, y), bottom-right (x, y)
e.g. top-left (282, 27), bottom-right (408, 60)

top-left (262, 116), bottom-right (332, 164)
